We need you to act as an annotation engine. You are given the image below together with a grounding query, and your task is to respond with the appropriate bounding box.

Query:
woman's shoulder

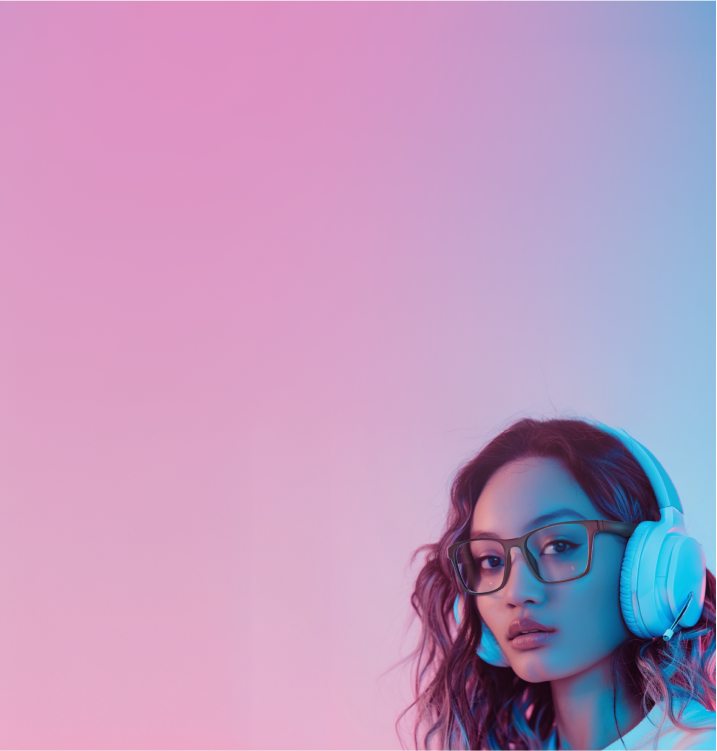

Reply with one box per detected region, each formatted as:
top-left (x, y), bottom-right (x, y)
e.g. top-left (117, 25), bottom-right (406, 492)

top-left (543, 700), bottom-right (715, 750)
top-left (679, 697), bottom-right (716, 725)
top-left (603, 698), bottom-right (716, 751)
top-left (665, 699), bottom-right (717, 750)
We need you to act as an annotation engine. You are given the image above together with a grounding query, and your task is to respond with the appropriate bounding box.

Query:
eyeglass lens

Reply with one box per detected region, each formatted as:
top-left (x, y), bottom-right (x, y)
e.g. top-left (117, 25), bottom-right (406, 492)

top-left (455, 522), bottom-right (590, 594)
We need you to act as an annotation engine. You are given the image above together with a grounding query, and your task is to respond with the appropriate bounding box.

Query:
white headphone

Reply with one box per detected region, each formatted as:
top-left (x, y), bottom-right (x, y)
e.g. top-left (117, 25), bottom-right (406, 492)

top-left (453, 422), bottom-right (708, 668)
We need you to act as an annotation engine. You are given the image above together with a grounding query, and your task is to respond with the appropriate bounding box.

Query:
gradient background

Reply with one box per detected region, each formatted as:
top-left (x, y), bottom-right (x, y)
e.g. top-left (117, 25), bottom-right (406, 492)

top-left (0, 2), bottom-right (714, 748)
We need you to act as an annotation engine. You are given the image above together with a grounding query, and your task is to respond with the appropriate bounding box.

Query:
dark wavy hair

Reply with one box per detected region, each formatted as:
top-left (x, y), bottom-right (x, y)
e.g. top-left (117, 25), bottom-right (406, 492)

top-left (397, 418), bottom-right (716, 750)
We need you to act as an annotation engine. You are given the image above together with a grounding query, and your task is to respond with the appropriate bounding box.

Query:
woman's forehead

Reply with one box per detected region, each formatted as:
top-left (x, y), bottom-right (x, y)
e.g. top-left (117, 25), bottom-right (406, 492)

top-left (471, 457), bottom-right (598, 534)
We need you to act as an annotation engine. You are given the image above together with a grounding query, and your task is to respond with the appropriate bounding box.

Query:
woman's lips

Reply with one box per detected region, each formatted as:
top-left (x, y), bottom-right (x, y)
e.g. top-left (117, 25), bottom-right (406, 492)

top-left (506, 617), bottom-right (556, 649)
top-left (509, 630), bottom-right (556, 650)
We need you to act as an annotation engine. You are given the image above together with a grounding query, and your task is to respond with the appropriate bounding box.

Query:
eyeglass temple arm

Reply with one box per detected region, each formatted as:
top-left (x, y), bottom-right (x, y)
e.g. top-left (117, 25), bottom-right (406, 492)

top-left (598, 520), bottom-right (640, 538)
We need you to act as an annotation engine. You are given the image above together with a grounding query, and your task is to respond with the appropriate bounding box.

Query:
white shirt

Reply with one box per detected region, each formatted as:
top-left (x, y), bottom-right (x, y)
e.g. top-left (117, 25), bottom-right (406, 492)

top-left (544, 698), bottom-right (716, 750)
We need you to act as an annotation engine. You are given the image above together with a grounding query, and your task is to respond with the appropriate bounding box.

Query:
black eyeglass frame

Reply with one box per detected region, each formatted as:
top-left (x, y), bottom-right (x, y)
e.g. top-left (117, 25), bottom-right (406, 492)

top-left (447, 519), bottom-right (639, 595)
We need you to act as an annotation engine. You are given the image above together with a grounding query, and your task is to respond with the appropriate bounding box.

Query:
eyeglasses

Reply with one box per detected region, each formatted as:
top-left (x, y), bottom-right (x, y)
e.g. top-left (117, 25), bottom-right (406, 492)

top-left (447, 520), bottom-right (639, 595)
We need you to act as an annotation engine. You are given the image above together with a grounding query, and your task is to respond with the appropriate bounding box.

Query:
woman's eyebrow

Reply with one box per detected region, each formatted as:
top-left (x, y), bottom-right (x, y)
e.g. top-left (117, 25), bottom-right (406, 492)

top-left (469, 508), bottom-right (589, 539)
top-left (525, 508), bottom-right (588, 532)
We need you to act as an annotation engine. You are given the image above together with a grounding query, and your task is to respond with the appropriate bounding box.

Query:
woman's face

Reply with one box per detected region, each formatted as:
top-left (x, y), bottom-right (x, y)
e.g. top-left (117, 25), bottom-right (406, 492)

top-left (472, 456), bottom-right (633, 683)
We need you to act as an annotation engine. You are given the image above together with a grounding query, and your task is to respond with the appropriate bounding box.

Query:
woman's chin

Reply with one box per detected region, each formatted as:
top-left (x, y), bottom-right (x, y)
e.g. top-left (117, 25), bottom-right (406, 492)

top-left (512, 652), bottom-right (595, 684)
top-left (508, 653), bottom-right (559, 683)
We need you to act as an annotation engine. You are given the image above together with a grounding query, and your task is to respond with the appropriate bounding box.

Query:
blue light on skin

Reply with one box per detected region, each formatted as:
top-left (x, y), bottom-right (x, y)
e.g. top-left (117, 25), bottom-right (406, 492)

top-left (472, 457), bottom-right (645, 751)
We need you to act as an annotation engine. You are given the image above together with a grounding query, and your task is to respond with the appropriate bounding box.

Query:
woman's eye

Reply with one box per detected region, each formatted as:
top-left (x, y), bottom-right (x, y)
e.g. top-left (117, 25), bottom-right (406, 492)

top-left (479, 556), bottom-right (504, 570)
top-left (542, 540), bottom-right (573, 555)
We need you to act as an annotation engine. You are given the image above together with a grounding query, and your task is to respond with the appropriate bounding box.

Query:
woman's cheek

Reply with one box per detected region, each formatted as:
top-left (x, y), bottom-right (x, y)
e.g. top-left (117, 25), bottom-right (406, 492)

top-left (542, 572), bottom-right (629, 678)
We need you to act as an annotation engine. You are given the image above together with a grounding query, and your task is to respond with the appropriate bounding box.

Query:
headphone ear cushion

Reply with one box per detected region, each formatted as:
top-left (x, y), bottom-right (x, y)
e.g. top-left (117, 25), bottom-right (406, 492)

top-left (477, 620), bottom-right (511, 667)
top-left (620, 522), bottom-right (652, 638)
top-left (453, 595), bottom-right (511, 668)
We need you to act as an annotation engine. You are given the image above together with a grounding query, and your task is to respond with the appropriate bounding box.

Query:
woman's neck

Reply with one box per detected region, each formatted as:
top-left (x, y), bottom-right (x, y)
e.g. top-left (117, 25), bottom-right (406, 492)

top-left (549, 653), bottom-right (645, 750)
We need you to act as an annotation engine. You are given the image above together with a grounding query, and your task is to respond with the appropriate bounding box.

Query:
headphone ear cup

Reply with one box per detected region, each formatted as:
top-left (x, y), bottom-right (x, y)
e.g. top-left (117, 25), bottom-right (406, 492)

top-left (453, 595), bottom-right (511, 667)
top-left (476, 620), bottom-right (511, 667)
top-left (620, 522), bottom-right (652, 638)
top-left (621, 508), bottom-right (707, 639)
top-left (666, 536), bottom-right (706, 628)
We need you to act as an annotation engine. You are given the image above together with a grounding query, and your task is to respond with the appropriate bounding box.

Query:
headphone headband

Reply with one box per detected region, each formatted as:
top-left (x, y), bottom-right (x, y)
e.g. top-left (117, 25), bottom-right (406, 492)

top-left (593, 422), bottom-right (684, 513)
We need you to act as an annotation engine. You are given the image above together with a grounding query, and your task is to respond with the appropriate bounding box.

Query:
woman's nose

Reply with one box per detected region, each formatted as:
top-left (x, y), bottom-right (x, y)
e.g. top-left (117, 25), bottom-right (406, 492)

top-left (501, 546), bottom-right (545, 605)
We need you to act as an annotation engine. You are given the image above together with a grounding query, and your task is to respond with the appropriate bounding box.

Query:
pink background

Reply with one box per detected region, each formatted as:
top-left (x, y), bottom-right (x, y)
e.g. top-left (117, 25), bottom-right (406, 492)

top-left (0, 3), bottom-right (713, 748)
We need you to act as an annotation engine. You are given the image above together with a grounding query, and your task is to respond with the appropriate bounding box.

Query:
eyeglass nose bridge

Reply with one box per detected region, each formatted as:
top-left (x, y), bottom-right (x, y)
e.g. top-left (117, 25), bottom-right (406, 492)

top-left (500, 540), bottom-right (541, 590)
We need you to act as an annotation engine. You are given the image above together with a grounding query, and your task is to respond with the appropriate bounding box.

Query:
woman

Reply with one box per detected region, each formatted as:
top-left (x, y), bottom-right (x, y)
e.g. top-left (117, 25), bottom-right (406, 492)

top-left (400, 418), bottom-right (715, 749)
